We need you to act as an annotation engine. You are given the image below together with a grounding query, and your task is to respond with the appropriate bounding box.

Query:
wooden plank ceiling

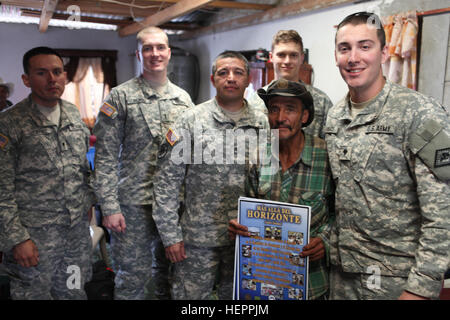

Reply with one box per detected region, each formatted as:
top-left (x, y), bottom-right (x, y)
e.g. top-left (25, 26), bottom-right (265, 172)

top-left (1, 0), bottom-right (356, 38)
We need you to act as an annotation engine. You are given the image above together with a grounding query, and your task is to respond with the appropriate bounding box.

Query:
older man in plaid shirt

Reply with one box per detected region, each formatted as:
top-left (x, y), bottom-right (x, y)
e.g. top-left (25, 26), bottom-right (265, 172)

top-left (229, 79), bottom-right (335, 300)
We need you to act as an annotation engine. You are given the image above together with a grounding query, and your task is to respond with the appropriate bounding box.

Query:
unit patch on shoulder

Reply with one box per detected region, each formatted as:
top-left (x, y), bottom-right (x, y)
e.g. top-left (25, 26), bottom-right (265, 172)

top-left (100, 102), bottom-right (117, 117)
top-left (435, 148), bottom-right (450, 168)
top-left (165, 128), bottom-right (179, 146)
top-left (0, 133), bottom-right (9, 150)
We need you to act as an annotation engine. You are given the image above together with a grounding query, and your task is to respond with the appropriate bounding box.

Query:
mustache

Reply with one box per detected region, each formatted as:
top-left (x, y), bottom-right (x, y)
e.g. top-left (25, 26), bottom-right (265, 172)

top-left (273, 123), bottom-right (292, 130)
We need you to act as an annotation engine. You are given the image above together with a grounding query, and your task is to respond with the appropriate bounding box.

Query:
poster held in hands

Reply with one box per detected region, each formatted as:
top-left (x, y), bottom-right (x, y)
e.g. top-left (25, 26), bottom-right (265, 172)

top-left (233, 197), bottom-right (310, 300)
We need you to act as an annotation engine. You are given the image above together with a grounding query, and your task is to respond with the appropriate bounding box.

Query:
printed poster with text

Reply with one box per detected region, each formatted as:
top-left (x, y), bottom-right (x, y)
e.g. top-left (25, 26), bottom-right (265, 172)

top-left (234, 197), bottom-right (310, 300)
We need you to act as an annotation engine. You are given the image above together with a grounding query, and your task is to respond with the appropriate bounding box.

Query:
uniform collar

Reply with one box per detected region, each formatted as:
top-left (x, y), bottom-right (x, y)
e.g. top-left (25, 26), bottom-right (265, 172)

top-left (210, 98), bottom-right (266, 129)
top-left (337, 80), bottom-right (392, 128)
top-left (138, 76), bottom-right (178, 100)
top-left (28, 95), bottom-right (75, 129)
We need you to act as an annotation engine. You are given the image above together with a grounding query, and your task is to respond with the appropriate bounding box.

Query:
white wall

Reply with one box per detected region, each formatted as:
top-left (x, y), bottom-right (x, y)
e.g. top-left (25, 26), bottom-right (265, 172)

top-left (172, 0), bottom-right (450, 105)
top-left (172, 1), bottom-right (383, 104)
top-left (0, 22), bottom-right (137, 104)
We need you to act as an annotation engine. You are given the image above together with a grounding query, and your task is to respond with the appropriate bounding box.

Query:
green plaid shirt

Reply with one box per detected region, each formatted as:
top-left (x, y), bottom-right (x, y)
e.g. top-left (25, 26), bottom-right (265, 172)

top-left (246, 133), bottom-right (335, 300)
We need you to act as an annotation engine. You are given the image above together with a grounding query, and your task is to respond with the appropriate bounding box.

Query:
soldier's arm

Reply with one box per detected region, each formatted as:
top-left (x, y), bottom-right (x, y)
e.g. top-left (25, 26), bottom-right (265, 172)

top-left (152, 127), bottom-right (188, 252)
top-left (228, 164), bottom-right (258, 240)
top-left (0, 121), bottom-right (31, 252)
top-left (93, 92), bottom-right (124, 218)
top-left (405, 110), bottom-right (450, 299)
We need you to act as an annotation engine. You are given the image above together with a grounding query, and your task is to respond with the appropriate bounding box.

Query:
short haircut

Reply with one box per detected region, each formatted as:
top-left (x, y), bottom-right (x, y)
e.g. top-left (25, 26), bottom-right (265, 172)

top-left (335, 11), bottom-right (386, 49)
top-left (23, 46), bottom-right (64, 74)
top-left (271, 30), bottom-right (304, 53)
top-left (211, 50), bottom-right (250, 76)
top-left (137, 26), bottom-right (169, 47)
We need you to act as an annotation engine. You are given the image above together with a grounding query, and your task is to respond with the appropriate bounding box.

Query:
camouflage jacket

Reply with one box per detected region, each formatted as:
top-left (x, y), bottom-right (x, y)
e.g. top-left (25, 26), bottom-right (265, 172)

top-left (0, 96), bottom-right (94, 251)
top-left (93, 77), bottom-right (193, 216)
top-left (324, 81), bottom-right (450, 299)
top-left (247, 80), bottom-right (333, 139)
top-left (153, 98), bottom-right (269, 248)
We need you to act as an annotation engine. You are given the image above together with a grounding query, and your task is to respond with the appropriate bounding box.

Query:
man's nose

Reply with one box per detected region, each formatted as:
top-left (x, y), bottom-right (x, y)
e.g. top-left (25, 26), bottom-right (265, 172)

top-left (348, 48), bottom-right (360, 64)
top-left (226, 72), bottom-right (237, 82)
top-left (277, 110), bottom-right (288, 123)
top-left (48, 72), bottom-right (57, 82)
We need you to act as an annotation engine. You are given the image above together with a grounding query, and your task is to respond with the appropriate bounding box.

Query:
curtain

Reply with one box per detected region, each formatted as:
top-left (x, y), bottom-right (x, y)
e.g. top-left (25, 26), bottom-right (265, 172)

top-left (62, 57), bottom-right (111, 129)
top-left (382, 11), bottom-right (419, 90)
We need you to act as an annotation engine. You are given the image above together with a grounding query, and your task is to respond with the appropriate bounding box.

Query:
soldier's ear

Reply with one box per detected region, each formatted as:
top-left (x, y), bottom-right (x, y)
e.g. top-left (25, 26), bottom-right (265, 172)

top-left (22, 74), bottom-right (31, 89)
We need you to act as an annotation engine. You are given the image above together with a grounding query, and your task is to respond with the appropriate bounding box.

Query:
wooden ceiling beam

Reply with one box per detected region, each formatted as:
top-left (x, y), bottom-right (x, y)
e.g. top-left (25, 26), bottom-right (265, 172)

top-left (39, 0), bottom-right (58, 33)
top-left (118, 0), bottom-right (215, 37)
top-left (179, 0), bottom-right (357, 39)
top-left (145, 0), bottom-right (274, 10)
top-left (22, 8), bottom-right (202, 30)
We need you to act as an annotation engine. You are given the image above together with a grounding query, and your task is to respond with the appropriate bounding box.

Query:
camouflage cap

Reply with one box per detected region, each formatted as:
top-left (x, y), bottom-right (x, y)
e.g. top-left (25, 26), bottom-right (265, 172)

top-left (257, 79), bottom-right (314, 127)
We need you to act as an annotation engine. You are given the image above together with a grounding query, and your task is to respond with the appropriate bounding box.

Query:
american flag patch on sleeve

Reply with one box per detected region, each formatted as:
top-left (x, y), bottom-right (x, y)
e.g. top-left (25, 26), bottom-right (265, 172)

top-left (0, 133), bottom-right (9, 150)
top-left (100, 102), bottom-right (117, 117)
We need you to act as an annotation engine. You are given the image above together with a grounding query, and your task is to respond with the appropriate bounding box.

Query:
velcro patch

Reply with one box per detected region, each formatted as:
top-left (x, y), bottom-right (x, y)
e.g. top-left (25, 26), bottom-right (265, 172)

top-left (165, 128), bottom-right (179, 146)
top-left (100, 102), bottom-right (117, 117)
top-left (435, 148), bottom-right (450, 168)
top-left (0, 133), bottom-right (9, 150)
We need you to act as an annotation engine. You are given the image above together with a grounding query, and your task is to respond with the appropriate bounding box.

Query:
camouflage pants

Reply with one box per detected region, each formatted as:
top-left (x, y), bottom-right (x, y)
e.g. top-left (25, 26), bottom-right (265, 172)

top-left (171, 244), bottom-right (235, 300)
top-left (330, 264), bottom-right (408, 300)
top-left (111, 204), bottom-right (170, 300)
top-left (4, 221), bottom-right (92, 300)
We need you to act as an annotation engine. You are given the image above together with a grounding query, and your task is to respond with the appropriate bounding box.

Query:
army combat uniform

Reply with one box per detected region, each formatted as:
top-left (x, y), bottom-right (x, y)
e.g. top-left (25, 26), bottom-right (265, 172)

top-left (93, 77), bottom-right (193, 300)
top-left (153, 98), bottom-right (268, 299)
top-left (324, 81), bottom-right (450, 299)
top-left (0, 96), bottom-right (94, 299)
top-left (247, 80), bottom-right (333, 139)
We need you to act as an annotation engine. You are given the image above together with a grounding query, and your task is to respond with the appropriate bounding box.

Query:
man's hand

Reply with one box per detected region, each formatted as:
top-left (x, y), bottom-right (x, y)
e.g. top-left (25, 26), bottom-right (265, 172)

top-left (398, 291), bottom-right (429, 300)
top-left (13, 239), bottom-right (39, 268)
top-left (165, 241), bottom-right (187, 263)
top-left (103, 213), bottom-right (126, 233)
top-left (228, 219), bottom-right (250, 240)
top-left (300, 237), bottom-right (325, 262)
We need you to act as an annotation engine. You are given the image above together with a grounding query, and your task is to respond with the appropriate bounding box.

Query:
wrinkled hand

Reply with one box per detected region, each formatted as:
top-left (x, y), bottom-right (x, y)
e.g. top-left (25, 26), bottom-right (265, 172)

top-left (103, 213), bottom-right (126, 233)
top-left (228, 219), bottom-right (250, 240)
top-left (13, 239), bottom-right (39, 268)
top-left (300, 237), bottom-right (325, 262)
top-left (165, 241), bottom-right (187, 263)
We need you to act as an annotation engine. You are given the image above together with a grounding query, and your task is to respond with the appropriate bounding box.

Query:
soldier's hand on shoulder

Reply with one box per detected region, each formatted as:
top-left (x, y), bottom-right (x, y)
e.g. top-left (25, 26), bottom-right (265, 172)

top-left (13, 239), bottom-right (39, 268)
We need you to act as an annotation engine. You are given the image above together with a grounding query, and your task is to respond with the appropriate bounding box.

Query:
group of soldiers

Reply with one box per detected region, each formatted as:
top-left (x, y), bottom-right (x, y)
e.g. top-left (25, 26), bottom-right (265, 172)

top-left (0, 11), bottom-right (449, 300)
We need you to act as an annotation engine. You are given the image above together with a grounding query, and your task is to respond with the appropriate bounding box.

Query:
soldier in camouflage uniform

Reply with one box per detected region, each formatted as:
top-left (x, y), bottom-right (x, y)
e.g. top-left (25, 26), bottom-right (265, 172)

top-left (93, 27), bottom-right (194, 300)
top-left (326, 12), bottom-right (450, 300)
top-left (247, 30), bottom-right (333, 139)
top-left (152, 51), bottom-right (268, 299)
top-left (0, 47), bottom-right (94, 299)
